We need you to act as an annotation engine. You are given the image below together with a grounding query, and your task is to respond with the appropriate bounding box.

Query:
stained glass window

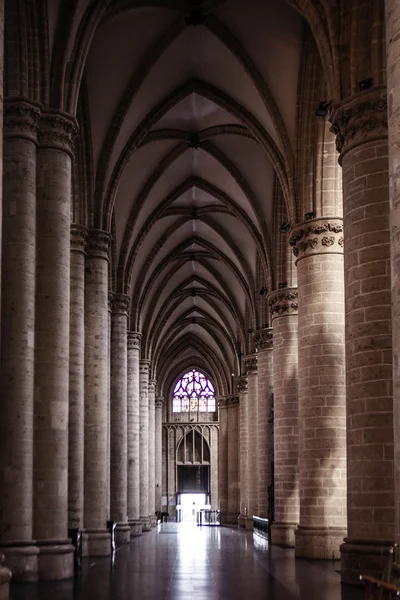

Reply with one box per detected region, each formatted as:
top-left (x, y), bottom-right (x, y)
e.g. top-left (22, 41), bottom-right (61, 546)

top-left (173, 370), bottom-right (216, 413)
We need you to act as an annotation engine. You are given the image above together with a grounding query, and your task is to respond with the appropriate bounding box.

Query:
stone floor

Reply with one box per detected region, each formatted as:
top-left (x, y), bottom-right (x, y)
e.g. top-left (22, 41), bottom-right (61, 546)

top-left (10, 523), bottom-right (364, 600)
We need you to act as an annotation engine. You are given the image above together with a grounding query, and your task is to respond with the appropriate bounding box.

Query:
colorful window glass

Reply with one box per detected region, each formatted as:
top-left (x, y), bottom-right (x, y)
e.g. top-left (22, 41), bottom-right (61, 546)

top-left (173, 370), bottom-right (216, 413)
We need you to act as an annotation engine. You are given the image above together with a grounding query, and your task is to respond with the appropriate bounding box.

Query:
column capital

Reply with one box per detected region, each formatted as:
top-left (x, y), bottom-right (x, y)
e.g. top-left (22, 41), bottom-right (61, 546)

top-left (38, 110), bottom-right (78, 157)
top-left (4, 98), bottom-right (41, 142)
top-left (112, 293), bottom-right (130, 316)
top-left (127, 331), bottom-right (141, 349)
top-left (139, 359), bottom-right (150, 375)
top-left (219, 395), bottom-right (239, 409)
top-left (244, 354), bottom-right (257, 375)
top-left (148, 379), bottom-right (157, 393)
top-left (70, 224), bottom-right (87, 253)
top-left (86, 229), bottom-right (111, 261)
top-left (268, 288), bottom-right (298, 319)
top-left (289, 218), bottom-right (344, 263)
top-left (330, 86), bottom-right (387, 163)
top-left (155, 397), bottom-right (163, 409)
top-left (236, 376), bottom-right (248, 394)
top-left (254, 328), bottom-right (273, 351)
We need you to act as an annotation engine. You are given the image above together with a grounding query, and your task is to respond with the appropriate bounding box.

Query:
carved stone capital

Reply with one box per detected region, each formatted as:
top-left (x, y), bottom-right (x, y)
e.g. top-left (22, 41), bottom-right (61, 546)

top-left (108, 291), bottom-right (114, 313)
top-left (155, 397), bottom-right (163, 409)
top-left (254, 328), bottom-right (273, 351)
top-left (4, 98), bottom-right (41, 142)
top-left (139, 359), bottom-right (150, 375)
top-left (268, 288), bottom-right (298, 319)
top-left (38, 110), bottom-right (78, 157)
top-left (330, 86), bottom-right (387, 163)
top-left (112, 293), bottom-right (130, 316)
top-left (289, 218), bottom-right (344, 263)
top-left (70, 224), bottom-right (87, 253)
top-left (128, 331), bottom-right (141, 350)
top-left (244, 354), bottom-right (257, 374)
top-left (148, 379), bottom-right (157, 394)
top-left (237, 376), bottom-right (248, 393)
top-left (86, 229), bottom-right (111, 261)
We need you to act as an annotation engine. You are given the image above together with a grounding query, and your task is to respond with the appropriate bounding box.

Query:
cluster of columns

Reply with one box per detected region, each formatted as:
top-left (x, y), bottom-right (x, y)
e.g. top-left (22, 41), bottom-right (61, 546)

top-left (0, 97), bottom-right (163, 584)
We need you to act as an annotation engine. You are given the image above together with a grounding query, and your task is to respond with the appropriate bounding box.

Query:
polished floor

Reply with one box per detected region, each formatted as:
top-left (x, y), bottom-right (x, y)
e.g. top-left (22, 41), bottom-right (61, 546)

top-left (10, 523), bottom-right (364, 600)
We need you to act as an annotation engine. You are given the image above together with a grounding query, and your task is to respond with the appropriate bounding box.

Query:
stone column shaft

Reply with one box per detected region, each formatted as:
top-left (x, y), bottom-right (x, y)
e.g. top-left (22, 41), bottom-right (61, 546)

top-left (268, 288), bottom-right (299, 547)
top-left (110, 294), bottom-right (130, 544)
top-left (148, 380), bottom-right (157, 527)
top-left (127, 332), bottom-right (142, 536)
top-left (33, 111), bottom-right (77, 579)
top-left (227, 397), bottom-right (240, 524)
top-left (155, 398), bottom-right (163, 513)
top-left (255, 329), bottom-right (273, 519)
top-left (139, 360), bottom-right (151, 531)
top-left (291, 219), bottom-right (347, 559)
top-left (245, 355), bottom-right (258, 529)
top-left (0, 100), bottom-right (40, 580)
top-left (218, 399), bottom-right (229, 523)
top-left (237, 377), bottom-right (249, 527)
top-left (83, 230), bottom-right (111, 556)
top-left (386, 0), bottom-right (400, 554)
top-left (331, 87), bottom-right (394, 582)
top-left (68, 225), bottom-right (87, 532)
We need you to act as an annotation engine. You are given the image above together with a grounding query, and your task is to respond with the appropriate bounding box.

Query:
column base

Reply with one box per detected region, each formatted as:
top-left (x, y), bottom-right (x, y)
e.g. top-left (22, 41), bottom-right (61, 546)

top-left (238, 515), bottom-right (246, 528)
top-left (245, 517), bottom-right (253, 531)
top-left (340, 537), bottom-right (393, 585)
top-left (225, 513), bottom-right (239, 526)
top-left (0, 542), bottom-right (39, 582)
top-left (129, 520), bottom-right (143, 537)
top-left (295, 526), bottom-right (347, 559)
top-left (115, 524), bottom-right (131, 545)
top-left (271, 522), bottom-right (297, 547)
top-left (36, 539), bottom-right (74, 581)
top-left (150, 515), bottom-right (158, 528)
top-left (0, 556), bottom-right (12, 600)
top-left (140, 517), bottom-right (151, 532)
top-left (81, 530), bottom-right (111, 557)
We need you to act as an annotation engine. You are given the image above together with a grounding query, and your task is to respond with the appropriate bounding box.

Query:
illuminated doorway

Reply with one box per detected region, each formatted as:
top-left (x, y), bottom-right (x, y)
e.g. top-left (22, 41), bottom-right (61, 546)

top-left (180, 493), bottom-right (207, 522)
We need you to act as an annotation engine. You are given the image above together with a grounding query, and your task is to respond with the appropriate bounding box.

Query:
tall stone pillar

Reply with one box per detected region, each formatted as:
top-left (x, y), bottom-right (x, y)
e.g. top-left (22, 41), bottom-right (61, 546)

top-left (110, 294), bottom-right (130, 544)
top-left (245, 355), bottom-right (258, 529)
top-left (0, 100), bottom-right (40, 580)
top-left (218, 398), bottom-right (229, 523)
top-left (331, 88), bottom-right (395, 582)
top-left (254, 329), bottom-right (273, 519)
top-left (227, 396), bottom-right (240, 524)
top-left (127, 332), bottom-right (142, 536)
top-left (82, 230), bottom-right (111, 556)
top-left (237, 376), bottom-right (249, 527)
top-left (148, 379), bottom-right (157, 527)
top-left (268, 288), bottom-right (299, 547)
top-left (139, 359), bottom-right (151, 531)
top-left (33, 111), bottom-right (77, 579)
top-left (68, 225), bottom-right (87, 532)
top-left (386, 0), bottom-right (400, 555)
top-left (155, 397), bottom-right (163, 513)
top-left (290, 219), bottom-right (347, 559)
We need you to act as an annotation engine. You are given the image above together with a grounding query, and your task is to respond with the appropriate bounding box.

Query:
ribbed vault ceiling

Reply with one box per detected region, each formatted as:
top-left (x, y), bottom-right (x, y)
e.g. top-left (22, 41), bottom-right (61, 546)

top-left (50, 0), bottom-right (305, 398)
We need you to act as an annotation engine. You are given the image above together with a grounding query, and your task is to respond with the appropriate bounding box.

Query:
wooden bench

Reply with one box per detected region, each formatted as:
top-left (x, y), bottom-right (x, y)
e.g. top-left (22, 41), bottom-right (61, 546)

top-left (361, 575), bottom-right (400, 599)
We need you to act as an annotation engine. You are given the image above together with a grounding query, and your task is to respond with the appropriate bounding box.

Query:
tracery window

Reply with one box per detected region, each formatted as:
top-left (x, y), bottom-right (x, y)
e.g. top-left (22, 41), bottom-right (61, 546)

top-left (172, 370), bottom-right (216, 413)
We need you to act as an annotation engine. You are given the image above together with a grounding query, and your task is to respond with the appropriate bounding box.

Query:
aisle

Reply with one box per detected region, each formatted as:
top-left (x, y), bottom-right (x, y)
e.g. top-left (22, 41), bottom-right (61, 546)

top-left (10, 523), bottom-right (363, 600)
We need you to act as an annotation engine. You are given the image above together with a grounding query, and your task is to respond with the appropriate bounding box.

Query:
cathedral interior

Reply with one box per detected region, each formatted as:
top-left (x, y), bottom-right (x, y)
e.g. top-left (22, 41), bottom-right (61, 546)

top-left (0, 0), bottom-right (400, 598)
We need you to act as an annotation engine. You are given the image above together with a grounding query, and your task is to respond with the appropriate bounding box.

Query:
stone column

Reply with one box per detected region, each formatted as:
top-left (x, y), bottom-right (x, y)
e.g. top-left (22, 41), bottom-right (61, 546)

top-left (68, 225), bottom-right (86, 533)
top-left (237, 376), bottom-right (249, 527)
top-left (268, 288), bottom-right (299, 547)
top-left (245, 355), bottom-right (258, 529)
top-left (107, 292), bottom-right (112, 523)
top-left (139, 359), bottom-right (151, 531)
top-left (155, 397), bottom-right (163, 513)
top-left (218, 398), bottom-right (229, 523)
top-left (255, 329), bottom-right (273, 519)
top-left (0, 100), bottom-right (40, 580)
top-left (82, 230), bottom-right (111, 557)
top-left (148, 379), bottom-right (157, 527)
top-left (127, 332), bottom-right (142, 536)
top-left (290, 219), bottom-right (347, 559)
top-left (386, 0), bottom-right (400, 555)
top-left (227, 396), bottom-right (240, 524)
top-left (331, 88), bottom-right (394, 582)
top-left (110, 294), bottom-right (130, 544)
top-left (33, 112), bottom-right (78, 580)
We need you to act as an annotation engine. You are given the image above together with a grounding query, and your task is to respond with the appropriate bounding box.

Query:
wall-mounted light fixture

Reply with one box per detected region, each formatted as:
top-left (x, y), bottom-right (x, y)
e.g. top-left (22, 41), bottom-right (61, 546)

top-left (315, 100), bottom-right (330, 117)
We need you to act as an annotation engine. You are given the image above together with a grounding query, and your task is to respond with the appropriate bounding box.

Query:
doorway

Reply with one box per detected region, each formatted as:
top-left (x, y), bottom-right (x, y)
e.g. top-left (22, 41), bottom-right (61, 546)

top-left (181, 493), bottom-right (207, 521)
